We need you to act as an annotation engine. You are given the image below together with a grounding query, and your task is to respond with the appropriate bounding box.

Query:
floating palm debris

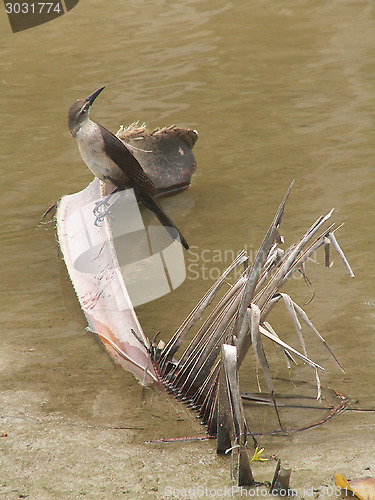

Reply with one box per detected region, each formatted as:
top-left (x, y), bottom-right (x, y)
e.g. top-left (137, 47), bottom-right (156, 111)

top-left (56, 173), bottom-right (354, 488)
top-left (150, 181), bottom-right (354, 486)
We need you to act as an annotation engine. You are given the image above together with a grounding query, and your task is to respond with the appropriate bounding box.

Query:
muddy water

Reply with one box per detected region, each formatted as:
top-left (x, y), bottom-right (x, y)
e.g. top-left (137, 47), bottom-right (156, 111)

top-left (1, 1), bottom-right (374, 498)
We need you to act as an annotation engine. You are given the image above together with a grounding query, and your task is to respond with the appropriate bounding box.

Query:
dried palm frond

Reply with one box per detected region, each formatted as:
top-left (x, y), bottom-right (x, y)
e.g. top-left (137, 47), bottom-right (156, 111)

top-left (151, 182), bottom-right (354, 485)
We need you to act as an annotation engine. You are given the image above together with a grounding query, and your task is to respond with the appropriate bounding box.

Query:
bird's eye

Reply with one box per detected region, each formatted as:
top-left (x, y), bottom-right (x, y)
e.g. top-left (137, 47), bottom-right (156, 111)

top-left (80, 104), bottom-right (89, 114)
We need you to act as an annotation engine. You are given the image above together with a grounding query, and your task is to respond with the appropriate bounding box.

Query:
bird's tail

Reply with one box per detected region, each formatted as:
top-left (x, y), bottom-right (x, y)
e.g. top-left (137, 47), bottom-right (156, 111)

top-left (135, 188), bottom-right (189, 250)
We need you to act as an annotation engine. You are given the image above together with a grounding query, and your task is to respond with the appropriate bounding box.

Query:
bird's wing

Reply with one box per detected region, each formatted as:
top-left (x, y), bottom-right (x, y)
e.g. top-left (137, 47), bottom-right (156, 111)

top-left (99, 124), bottom-right (156, 194)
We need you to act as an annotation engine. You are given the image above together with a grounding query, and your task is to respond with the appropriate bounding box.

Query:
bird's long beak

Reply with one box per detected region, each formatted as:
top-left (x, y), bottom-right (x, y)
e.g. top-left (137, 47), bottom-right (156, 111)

top-left (85, 86), bottom-right (105, 106)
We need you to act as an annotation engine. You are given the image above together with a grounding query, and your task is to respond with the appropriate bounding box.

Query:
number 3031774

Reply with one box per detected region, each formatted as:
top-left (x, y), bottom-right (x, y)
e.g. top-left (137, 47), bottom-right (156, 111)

top-left (5, 3), bottom-right (62, 14)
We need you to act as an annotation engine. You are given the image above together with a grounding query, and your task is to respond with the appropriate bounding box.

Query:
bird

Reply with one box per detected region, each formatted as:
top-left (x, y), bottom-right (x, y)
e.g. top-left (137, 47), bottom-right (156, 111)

top-left (68, 86), bottom-right (189, 250)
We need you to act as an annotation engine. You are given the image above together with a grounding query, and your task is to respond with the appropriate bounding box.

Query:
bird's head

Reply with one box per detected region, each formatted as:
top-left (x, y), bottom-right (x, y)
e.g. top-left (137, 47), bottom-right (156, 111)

top-left (68, 86), bottom-right (105, 136)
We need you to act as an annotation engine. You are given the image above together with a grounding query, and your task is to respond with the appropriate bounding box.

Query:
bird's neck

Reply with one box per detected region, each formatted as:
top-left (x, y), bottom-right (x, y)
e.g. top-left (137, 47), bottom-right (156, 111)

top-left (75, 118), bottom-right (99, 141)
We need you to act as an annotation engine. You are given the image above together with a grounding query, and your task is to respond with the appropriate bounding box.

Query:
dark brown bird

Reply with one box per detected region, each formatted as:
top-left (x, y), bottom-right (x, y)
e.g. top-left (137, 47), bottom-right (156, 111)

top-left (68, 86), bottom-right (189, 250)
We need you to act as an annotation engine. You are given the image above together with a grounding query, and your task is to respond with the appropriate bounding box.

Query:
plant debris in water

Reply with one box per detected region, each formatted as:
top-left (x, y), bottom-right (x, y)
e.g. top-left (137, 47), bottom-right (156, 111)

top-left (149, 181), bottom-right (354, 487)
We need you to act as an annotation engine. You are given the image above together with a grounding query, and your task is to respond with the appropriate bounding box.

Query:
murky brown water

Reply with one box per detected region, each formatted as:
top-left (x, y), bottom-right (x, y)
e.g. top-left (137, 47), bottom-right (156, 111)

top-left (1, 1), bottom-right (374, 498)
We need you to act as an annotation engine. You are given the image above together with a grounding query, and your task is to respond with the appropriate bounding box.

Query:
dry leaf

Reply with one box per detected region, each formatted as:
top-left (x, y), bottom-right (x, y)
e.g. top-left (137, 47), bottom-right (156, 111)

top-left (335, 473), bottom-right (375, 500)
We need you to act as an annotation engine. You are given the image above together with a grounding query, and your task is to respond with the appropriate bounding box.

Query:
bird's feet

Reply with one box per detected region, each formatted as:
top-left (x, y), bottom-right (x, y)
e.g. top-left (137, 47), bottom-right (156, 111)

top-left (93, 193), bottom-right (120, 226)
top-left (94, 210), bottom-right (113, 227)
top-left (93, 196), bottom-right (112, 216)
